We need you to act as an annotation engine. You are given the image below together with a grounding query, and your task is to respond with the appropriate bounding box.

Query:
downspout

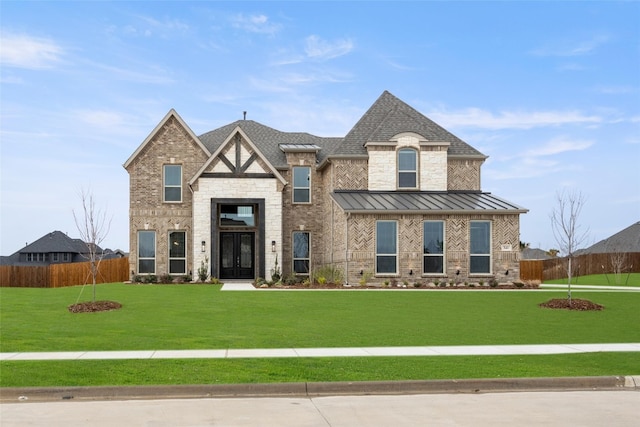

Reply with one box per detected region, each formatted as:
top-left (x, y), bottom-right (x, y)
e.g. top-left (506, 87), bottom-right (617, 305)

top-left (345, 212), bottom-right (350, 285)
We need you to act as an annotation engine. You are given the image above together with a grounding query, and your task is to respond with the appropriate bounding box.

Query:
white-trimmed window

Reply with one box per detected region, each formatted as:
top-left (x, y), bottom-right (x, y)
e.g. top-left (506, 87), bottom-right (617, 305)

top-left (470, 221), bottom-right (491, 274)
top-left (423, 221), bottom-right (445, 274)
top-left (292, 166), bottom-right (310, 203)
top-left (169, 231), bottom-right (186, 274)
top-left (292, 231), bottom-right (310, 275)
top-left (138, 231), bottom-right (156, 274)
top-left (376, 220), bottom-right (398, 274)
top-left (163, 164), bottom-right (182, 202)
top-left (398, 148), bottom-right (418, 189)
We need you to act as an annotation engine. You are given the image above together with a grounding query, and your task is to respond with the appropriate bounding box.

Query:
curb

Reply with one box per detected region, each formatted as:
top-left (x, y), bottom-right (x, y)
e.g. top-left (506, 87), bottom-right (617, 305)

top-left (1, 376), bottom-right (637, 403)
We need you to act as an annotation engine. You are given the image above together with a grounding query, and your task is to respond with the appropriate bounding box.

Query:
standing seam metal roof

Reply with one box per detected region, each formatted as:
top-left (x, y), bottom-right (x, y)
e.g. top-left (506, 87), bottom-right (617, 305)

top-left (331, 191), bottom-right (528, 214)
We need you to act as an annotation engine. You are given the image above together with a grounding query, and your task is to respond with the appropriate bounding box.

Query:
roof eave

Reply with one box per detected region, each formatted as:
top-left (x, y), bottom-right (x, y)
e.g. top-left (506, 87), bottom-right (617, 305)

top-left (340, 208), bottom-right (529, 215)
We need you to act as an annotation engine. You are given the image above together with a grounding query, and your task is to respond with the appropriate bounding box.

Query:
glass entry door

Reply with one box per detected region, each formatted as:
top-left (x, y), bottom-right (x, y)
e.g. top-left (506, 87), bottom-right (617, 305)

top-left (220, 232), bottom-right (255, 279)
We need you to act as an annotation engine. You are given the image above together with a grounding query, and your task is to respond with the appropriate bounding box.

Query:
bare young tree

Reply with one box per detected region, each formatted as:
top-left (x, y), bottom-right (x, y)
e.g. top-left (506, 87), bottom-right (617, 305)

top-left (550, 189), bottom-right (589, 306)
top-left (607, 242), bottom-right (628, 285)
top-left (73, 188), bottom-right (112, 302)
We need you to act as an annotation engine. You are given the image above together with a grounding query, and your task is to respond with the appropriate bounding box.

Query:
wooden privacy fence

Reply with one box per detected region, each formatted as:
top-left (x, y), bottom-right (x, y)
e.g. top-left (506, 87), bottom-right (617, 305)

top-left (520, 252), bottom-right (640, 282)
top-left (0, 257), bottom-right (129, 288)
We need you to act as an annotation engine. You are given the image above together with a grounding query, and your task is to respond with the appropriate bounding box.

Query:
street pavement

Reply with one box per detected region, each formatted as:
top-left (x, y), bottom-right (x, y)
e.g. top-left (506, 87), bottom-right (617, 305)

top-left (2, 389), bottom-right (639, 426)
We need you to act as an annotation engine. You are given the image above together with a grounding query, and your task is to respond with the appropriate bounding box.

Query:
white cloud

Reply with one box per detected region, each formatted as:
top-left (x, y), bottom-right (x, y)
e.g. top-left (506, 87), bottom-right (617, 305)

top-left (530, 34), bottom-right (610, 57)
top-left (0, 31), bottom-right (64, 69)
top-left (304, 35), bottom-right (354, 60)
top-left (230, 14), bottom-right (281, 35)
top-left (429, 107), bottom-right (602, 130)
top-left (524, 137), bottom-right (594, 157)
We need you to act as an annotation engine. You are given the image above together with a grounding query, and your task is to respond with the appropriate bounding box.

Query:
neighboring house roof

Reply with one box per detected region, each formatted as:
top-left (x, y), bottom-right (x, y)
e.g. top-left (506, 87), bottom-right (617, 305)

top-left (582, 221), bottom-right (640, 254)
top-left (337, 91), bottom-right (487, 158)
top-left (0, 231), bottom-right (112, 266)
top-left (331, 191), bottom-right (528, 214)
top-left (521, 247), bottom-right (553, 260)
top-left (21, 231), bottom-right (90, 254)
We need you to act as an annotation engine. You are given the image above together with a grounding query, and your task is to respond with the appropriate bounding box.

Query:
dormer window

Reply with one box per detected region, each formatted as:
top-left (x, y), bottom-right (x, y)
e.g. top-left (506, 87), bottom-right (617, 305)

top-left (398, 148), bottom-right (418, 189)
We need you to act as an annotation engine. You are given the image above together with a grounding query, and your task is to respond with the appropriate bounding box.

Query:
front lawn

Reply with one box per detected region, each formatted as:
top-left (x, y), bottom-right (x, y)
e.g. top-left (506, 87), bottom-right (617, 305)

top-left (1, 284), bottom-right (638, 387)
top-left (544, 273), bottom-right (640, 287)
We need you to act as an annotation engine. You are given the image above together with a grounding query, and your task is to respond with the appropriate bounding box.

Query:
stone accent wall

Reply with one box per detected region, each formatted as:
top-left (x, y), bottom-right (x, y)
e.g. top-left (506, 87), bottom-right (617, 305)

top-left (126, 116), bottom-right (209, 277)
top-left (367, 146), bottom-right (396, 191)
top-left (420, 146), bottom-right (448, 191)
top-left (192, 178), bottom-right (282, 279)
top-left (448, 159), bottom-right (483, 191)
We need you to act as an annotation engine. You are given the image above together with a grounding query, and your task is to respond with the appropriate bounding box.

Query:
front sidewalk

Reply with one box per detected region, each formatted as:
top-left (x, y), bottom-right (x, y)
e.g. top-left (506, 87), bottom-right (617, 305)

top-left (3, 343), bottom-right (640, 361)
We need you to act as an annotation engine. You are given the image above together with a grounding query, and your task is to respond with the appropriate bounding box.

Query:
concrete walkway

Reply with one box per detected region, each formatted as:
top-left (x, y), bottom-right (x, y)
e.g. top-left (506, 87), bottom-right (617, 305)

top-left (221, 282), bottom-right (640, 291)
top-left (2, 343), bottom-right (639, 361)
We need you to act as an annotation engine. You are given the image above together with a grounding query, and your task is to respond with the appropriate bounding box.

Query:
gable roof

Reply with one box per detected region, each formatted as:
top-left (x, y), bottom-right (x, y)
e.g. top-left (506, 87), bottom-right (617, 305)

top-left (14, 231), bottom-right (95, 255)
top-left (123, 109), bottom-right (211, 169)
top-left (582, 221), bottom-right (640, 254)
top-left (190, 126), bottom-right (288, 186)
top-left (334, 91), bottom-right (487, 158)
top-left (198, 119), bottom-right (341, 169)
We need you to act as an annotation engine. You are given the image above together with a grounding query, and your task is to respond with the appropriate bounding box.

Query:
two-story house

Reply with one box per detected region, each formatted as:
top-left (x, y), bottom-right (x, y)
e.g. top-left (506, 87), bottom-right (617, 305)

top-left (124, 91), bottom-right (527, 285)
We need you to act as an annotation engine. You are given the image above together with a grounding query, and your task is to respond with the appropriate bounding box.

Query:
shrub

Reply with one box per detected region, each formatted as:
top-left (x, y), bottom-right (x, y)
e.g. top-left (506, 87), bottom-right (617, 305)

top-left (270, 255), bottom-right (281, 282)
top-left (514, 281), bottom-right (525, 288)
top-left (413, 281), bottom-right (422, 288)
top-left (312, 265), bottom-right (344, 285)
top-left (133, 275), bottom-right (144, 283)
top-left (197, 257), bottom-right (209, 282)
top-left (158, 274), bottom-right (173, 284)
top-left (144, 275), bottom-right (157, 284)
top-left (489, 279), bottom-right (498, 288)
top-left (359, 270), bottom-right (373, 287)
top-left (438, 281), bottom-right (447, 288)
top-left (210, 277), bottom-right (222, 285)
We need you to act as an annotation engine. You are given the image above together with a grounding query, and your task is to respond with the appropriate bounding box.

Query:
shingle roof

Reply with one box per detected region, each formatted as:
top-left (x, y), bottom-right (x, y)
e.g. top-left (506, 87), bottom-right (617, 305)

top-left (337, 91), bottom-right (486, 158)
top-left (20, 231), bottom-right (91, 254)
top-left (582, 221), bottom-right (640, 254)
top-left (196, 91), bottom-right (486, 167)
top-left (331, 191), bottom-right (527, 214)
top-left (198, 120), bottom-right (341, 169)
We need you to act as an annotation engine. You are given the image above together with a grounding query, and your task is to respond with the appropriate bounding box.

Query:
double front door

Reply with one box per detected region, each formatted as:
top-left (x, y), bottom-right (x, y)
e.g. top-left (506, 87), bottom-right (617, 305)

top-left (220, 232), bottom-right (254, 279)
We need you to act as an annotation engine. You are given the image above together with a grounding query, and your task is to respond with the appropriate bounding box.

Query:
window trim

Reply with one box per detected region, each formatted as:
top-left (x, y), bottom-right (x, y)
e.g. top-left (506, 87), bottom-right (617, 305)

top-left (168, 231), bottom-right (187, 275)
top-left (163, 164), bottom-right (182, 203)
top-left (292, 231), bottom-right (310, 275)
top-left (469, 220), bottom-right (492, 275)
top-left (397, 148), bottom-right (418, 190)
top-left (138, 230), bottom-right (156, 274)
top-left (292, 166), bottom-right (311, 204)
top-left (375, 220), bottom-right (398, 275)
top-left (423, 220), bottom-right (446, 275)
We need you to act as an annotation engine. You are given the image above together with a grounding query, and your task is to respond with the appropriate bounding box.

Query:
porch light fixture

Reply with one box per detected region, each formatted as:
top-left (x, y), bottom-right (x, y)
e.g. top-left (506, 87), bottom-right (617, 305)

top-left (201, 241), bottom-right (206, 253)
top-left (271, 241), bottom-right (276, 252)
top-left (359, 270), bottom-right (363, 276)
top-left (505, 269), bottom-right (509, 276)
top-left (409, 269), bottom-right (413, 276)
top-left (456, 270), bottom-right (460, 275)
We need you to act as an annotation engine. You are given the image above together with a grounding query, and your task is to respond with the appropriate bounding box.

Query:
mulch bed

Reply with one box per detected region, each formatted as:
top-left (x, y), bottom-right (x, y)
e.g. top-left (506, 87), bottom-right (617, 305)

top-left (538, 298), bottom-right (604, 311)
top-left (68, 301), bottom-right (123, 313)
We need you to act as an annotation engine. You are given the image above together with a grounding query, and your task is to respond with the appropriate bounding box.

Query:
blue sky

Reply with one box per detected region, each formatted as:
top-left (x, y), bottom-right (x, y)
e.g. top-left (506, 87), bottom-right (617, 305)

top-left (1, 1), bottom-right (639, 256)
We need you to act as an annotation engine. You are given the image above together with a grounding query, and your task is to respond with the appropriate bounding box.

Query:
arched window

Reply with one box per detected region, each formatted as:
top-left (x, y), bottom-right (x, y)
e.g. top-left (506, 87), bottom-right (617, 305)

top-left (398, 148), bottom-right (418, 189)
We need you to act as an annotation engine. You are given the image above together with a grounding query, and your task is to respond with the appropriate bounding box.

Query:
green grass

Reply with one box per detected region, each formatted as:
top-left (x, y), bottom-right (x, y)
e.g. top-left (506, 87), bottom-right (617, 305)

top-left (543, 273), bottom-right (640, 287)
top-left (1, 284), bottom-right (639, 387)
top-left (1, 353), bottom-right (637, 387)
